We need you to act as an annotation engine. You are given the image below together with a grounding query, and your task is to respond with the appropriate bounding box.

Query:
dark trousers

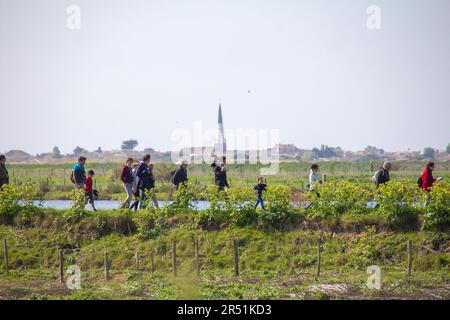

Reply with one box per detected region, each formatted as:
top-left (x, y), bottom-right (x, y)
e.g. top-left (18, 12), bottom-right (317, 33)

top-left (130, 191), bottom-right (140, 211)
top-left (255, 194), bottom-right (265, 209)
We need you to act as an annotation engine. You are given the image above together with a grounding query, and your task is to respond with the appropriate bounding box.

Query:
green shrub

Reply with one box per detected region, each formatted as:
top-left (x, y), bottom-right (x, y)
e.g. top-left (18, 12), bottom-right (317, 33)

top-left (134, 209), bottom-right (169, 240)
top-left (421, 181), bottom-right (450, 230)
top-left (224, 187), bottom-right (258, 227)
top-left (159, 182), bottom-right (198, 216)
top-left (259, 185), bottom-right (293, 228)
top-left (308, 181), bottom-right (372, 218)
top-left (348, 226), bottom-right (380, 269)
top-left (0, 183), bottom-right (40, 221)
top-left (375, 181), bottom-right (421, 224)
top-left (67, 189), bottom-right (86, 221)
top-left (195, 185), bottom-right (229, 226)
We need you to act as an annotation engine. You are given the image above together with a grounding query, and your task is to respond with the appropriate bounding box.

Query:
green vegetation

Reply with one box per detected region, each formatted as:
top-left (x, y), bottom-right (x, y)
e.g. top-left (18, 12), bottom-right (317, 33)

top-left (0, 210), bottom-right (448, 300)
top-left (1, 179), bottom-right (449, 231)
top-left (5, 161), bottom-right (450, 201)
top-left (0, 162), bottom-right (448, 300)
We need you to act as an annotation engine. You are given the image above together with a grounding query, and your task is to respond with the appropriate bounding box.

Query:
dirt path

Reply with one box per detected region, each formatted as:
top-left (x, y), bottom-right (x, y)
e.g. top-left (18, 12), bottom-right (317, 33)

top-left (0, 280), bottom-right (71, 300)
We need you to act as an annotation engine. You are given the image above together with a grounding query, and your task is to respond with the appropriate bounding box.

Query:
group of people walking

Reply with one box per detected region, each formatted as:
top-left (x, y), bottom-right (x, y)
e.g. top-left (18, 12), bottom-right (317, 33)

top-left (0, 153), bottom-right (444, 212)
top-left (307, 161), bottom-right (441, 192)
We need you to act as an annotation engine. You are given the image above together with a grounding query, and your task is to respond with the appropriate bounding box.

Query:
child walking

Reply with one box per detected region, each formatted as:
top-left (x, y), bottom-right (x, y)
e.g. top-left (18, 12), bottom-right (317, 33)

top-left (254, 177), bottom-right (267, 209)
top-left (129, 162), bottom-right (140, 211)
top-left (85, 170), bottom-right (97, 211)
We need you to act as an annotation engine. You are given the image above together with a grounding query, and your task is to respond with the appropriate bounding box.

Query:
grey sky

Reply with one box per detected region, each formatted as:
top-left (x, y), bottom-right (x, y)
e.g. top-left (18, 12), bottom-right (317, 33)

top-left (1, 0), bottom-right (449, 155)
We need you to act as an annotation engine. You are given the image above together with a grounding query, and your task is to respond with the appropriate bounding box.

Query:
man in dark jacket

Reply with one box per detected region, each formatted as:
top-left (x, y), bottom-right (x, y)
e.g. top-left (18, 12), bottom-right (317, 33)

top-left (172, 161), bottom-right (188, 189)
top-left (212, 156), bottom-right (229, 191)
top-left (0, 155), bottom-right (9, 189)
top-left (373, 162), bottom-right (391, 188)
top-left (72, 156), bottom-right (87, 189)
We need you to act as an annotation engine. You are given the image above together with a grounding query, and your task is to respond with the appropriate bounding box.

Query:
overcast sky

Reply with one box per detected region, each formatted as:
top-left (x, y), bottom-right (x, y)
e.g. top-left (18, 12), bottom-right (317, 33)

top-left (0, 0), bottom-right (449, 155)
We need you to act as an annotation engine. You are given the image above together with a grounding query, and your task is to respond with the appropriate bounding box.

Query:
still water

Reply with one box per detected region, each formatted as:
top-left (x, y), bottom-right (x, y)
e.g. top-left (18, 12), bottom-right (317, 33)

top-left (34, 200), bottom-right (380, 211)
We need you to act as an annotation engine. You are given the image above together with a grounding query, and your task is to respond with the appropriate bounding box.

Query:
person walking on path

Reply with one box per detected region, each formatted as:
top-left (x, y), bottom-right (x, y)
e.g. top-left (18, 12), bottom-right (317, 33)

top-left (136, 154), bottom-right (159, 209)
top-left (421, 162), bottom-right (437, 192)
top-left (120, 158), bottom-right (134, 208)
top-left (307, 164), bottom-right (322, 192)
top-left (212, 156), bottom-right (229, 191)
top-left (0, 155), bottom-right (9, 189)
top-left (129, 162), bottom-right (140, 211)
top-left (85, 170), bottom-right (97, 211)
top-left (172, 160), bottom-right (188, 189)
top-left (71, 156), bottom-right (87, 190)
top-left (254, 177), bottom-right (267, 209)
top-left (373, 162), bottom-right (392, 188)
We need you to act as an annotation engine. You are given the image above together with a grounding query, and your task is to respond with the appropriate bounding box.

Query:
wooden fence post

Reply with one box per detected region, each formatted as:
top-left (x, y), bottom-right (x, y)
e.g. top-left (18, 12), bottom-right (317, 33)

top-left (195, 240), bottom-right (200, 278)
top-left (104, 251), bottom-right (110, 281)
top-left (301, 181), bottom-right (304, 191)
top-left (233, 239), bottom-right (239, 277)
top-left (172, 241), bottom-right (177, 277)
top-left (59, 249), bottom-right (64, 284)
top-left (322, 174), bottom-right (327, 184)
top-left (316, 239), bottom-right (322, 279)
top-left (407, 240), bottom-right (412, 276)
top-left (150, 251), bottom-right (155, 273)
top-left (3, 239), bottom-right (9, 275)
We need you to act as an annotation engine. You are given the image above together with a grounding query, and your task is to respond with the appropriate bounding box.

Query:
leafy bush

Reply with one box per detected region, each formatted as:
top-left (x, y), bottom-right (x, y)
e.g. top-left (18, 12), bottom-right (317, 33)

top-left (195, 185), bottom-right (229, 226)
top-left (159, 182), bottom-right (198, 216)
top-left (348, 226), bottom-right (380, 269)
top-left (259, 185), bottom-right (292, 228)
top-left (224, 187), bottom-right (258, 227)
top-left (421, 181), bottom-right (450, 230)
top-left (134, 209), bottom-right (169, 240)
top-left (0, 183), bottom-right (40, 221)
top-left (375, 181), bottom-right (421, 224)
top-left (308, 181), bottom-right (372, 218)
top-left (67, 189), bottom-right (86, 220)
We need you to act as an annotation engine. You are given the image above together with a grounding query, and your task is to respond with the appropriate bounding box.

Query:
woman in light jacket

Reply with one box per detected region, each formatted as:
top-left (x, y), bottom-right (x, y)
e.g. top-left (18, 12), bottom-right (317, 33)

top-left (308, 163), bottom-right (322, 192)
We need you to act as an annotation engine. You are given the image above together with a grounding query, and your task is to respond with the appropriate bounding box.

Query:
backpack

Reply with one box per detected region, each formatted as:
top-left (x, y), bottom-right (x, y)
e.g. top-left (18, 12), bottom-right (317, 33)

top-left (170, 170), bottom-right (176, 184)
top-left (70, 170), bottom-right (75, 184)
top-left (417, 177), bottom-right (423, 188)
top-left (372, 170), bottom-right (381, 185)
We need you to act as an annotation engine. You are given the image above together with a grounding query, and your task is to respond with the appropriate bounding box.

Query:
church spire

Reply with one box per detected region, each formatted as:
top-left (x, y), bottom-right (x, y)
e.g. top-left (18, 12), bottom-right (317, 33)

top-left (218, 103), bottom-right (223, 124)
top-left (215, 103), bottom-right (226, 157)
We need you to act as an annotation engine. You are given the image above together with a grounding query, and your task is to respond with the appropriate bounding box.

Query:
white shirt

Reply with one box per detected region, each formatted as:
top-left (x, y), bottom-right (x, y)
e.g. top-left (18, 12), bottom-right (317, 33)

top-left (308, 169), bottom-right (321, 189)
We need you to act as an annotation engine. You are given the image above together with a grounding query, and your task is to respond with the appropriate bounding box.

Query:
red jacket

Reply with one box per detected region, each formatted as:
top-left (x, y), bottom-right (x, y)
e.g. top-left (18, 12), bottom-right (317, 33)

top-left (85, 176), bottom-right (93, 193)
top-left (120, 166), bottom-right (133, 184)
top-left (422, 168), bottom-right (434, 191)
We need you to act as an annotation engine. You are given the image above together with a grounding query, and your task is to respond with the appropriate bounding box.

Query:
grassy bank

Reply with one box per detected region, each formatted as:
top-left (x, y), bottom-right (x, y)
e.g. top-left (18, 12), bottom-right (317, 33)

top-left (0, 209), bottom-right (448, 300)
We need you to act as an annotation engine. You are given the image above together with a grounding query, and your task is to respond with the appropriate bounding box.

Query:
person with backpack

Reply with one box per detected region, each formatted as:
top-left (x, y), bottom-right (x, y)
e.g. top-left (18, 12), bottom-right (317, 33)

top-left (172, 160), bottom-right (188, 189)
top-left (85, 170), bottom-right (97, 211)
top-left (120, 158), bottom-right (134, 208)
top-left (71, 156), bottom-right (87, 189)
top-left (0, 155), bottom-right (9, 190)
top-left (136, 154), bottom-right (159, 209)
top-left (212, 156), bottom-right (229, 191)
top-left (421, 162), bottom-right (438, 192)
top-left (254, 177), bottom-right (267, 209)
top-left (373, 162), bottom-right (391, 188)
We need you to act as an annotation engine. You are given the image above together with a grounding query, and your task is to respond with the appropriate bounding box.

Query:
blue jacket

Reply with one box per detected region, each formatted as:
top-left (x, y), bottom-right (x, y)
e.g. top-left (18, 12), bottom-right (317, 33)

top-left (72, 163), bottom-right (86, 184)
